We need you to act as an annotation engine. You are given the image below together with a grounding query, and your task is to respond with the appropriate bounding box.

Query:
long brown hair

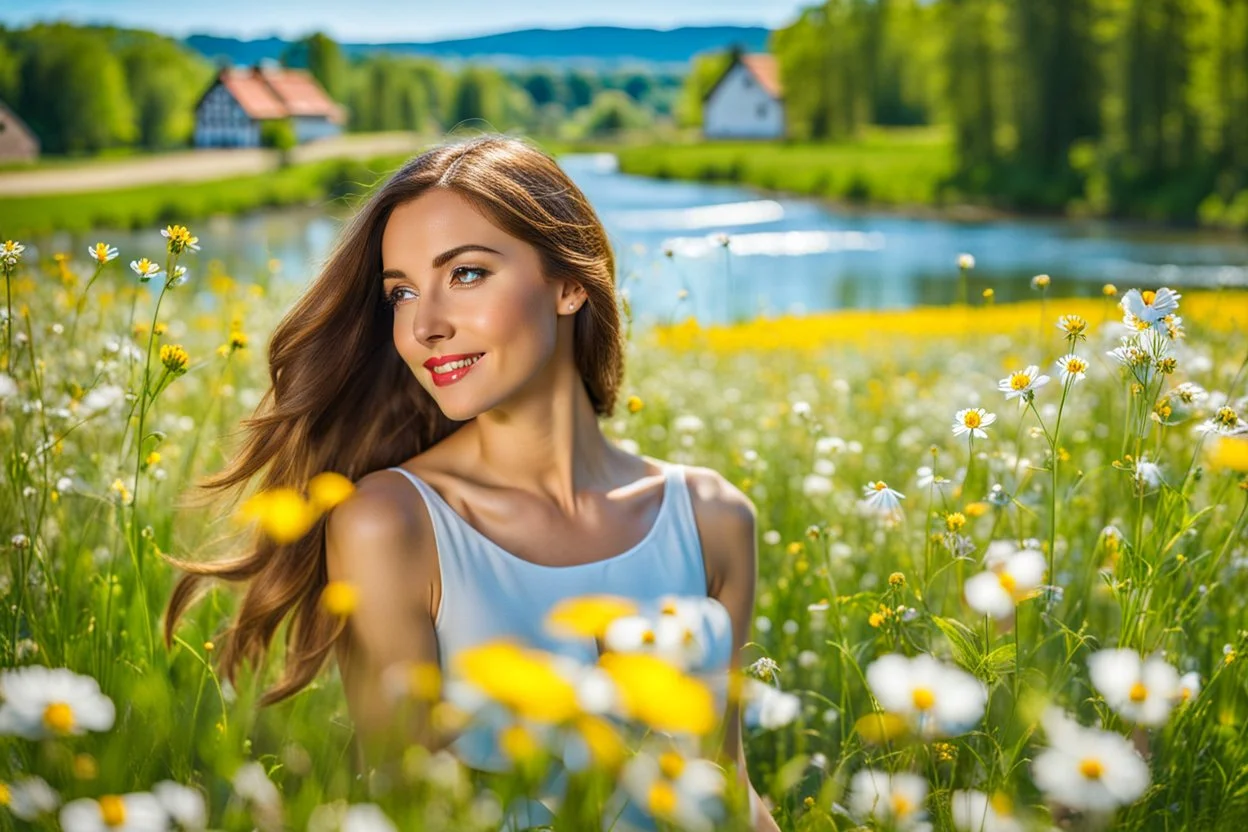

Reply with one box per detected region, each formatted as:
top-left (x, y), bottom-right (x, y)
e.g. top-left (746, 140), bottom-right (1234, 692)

top-left (162, 133), bottom-right (626, 706)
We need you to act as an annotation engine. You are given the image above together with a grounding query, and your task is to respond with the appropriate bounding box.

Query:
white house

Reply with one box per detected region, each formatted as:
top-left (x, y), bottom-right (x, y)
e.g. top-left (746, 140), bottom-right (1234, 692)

top-left (193, 65), bottom-right (347, 149)
top-left (702, 53), bottom-right (785, 140)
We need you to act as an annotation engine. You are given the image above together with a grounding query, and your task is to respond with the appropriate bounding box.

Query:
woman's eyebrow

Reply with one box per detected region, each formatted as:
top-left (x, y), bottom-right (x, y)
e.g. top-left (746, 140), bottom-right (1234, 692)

top-left (381, 244), bottom-right (505, 281)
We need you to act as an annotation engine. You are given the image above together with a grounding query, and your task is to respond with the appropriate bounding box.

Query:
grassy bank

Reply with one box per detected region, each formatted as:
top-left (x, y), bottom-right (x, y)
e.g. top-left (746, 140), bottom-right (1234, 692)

top-left (0, 154), bottom-right (421, 238)
top-left (614, 127), bottom-right (958, 208)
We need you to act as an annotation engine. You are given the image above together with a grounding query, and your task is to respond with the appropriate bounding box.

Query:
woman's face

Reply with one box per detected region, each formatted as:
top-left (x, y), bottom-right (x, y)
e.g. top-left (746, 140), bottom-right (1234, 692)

top-left (380, 187), bottom-right (580, 421)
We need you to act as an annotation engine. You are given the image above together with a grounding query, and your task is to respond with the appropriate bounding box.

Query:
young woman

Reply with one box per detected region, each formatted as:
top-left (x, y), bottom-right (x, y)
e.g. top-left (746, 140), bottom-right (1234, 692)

top-left (164, 134), bottom-right (780, 831)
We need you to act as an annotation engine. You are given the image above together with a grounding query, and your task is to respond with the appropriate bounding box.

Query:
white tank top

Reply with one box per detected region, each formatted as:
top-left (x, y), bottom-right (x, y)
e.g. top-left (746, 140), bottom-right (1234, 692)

top-left (385, 459), bottom-right (720, 829)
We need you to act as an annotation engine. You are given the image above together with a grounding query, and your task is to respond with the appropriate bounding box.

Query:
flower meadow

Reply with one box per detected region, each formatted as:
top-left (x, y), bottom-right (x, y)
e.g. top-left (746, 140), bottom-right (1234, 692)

top-left (1, 228), bottom-right (1248, 831)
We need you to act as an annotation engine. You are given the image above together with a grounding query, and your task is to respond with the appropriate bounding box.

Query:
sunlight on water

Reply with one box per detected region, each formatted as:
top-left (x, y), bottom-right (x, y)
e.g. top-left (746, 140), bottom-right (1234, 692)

top-left (659, 229), bottom-right (887, 258)
top-left (610, 199), bottom-right (785, 230)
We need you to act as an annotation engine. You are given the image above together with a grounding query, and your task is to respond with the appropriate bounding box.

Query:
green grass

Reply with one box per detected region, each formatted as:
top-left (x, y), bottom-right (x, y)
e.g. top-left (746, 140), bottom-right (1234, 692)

top-left (0, 155), bottom-right (417, 238)
top-left (614, 126), bottom-right (957, 207)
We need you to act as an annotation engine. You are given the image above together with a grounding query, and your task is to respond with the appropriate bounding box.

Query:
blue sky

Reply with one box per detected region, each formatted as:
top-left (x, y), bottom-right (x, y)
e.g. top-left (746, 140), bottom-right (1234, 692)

top-left (1, 0), bottom-right (806, 41)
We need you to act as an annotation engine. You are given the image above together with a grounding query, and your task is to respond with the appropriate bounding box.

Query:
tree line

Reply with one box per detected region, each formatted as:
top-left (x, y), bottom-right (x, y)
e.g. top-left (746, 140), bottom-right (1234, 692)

top-left (0, 23), bottom-right (685, 156)
top-left (766, 0), bottom-right (1248, 223)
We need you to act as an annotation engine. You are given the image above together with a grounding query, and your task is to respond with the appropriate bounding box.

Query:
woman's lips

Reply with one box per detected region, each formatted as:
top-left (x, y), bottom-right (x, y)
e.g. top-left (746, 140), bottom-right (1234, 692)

top-left (428, 353), bottom-right (484, 387)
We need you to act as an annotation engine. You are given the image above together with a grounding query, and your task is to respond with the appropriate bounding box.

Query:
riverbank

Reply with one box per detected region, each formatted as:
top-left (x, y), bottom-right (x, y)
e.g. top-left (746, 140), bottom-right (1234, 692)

top-left (0, 136), bottom-right (599, 239)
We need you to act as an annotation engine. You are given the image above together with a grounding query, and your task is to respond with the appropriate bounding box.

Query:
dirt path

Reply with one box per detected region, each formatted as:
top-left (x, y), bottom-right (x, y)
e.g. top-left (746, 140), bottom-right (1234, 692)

top-left (0, 132), bottom-right (427, 197)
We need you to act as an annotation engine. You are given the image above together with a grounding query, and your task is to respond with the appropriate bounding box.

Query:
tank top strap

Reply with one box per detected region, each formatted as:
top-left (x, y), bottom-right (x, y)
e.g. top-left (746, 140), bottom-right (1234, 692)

top-left (657, 461), bottom-right (711, 595)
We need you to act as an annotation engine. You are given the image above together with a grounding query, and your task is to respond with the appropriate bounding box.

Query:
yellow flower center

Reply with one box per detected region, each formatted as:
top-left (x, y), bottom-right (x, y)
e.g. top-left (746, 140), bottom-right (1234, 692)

top-left (43, 701), bottom-right (75, 734)
top-left (658, 751), bottom-right (685, 779)
top-left (1067, 358), bottom-right (1087, 373)
top-left (99, 795), bottom-right (127, 827)
top-left (997, 571), bottom-right (1017, 595)
top-left (912, 687), bottom-right (936, 711)
top-left (641, 629), bottom-right (656, 645)
top-left (660, 602), bottom-right (678, 616)
top-left (989, 792), bottom-right (1013, 815)
top-left (1010, 372), bottom-right (1032, 391)
top-left (0, 782), bottom-right (10, 806)
top-left (963, 411), bottom-right (982, 428)
top-left (1142, 290), bottom-right (1156, 305)
top-left (873, 482), bottom-right (888, 491)
top-left (891, 793), bottom-right (914, 817)
top-left (1129, 681), bottom-right (1149, 702)
top-left (648, 782), bottom-right (678, 817)
top-left (1079, 757), bottom-right (1104, 779)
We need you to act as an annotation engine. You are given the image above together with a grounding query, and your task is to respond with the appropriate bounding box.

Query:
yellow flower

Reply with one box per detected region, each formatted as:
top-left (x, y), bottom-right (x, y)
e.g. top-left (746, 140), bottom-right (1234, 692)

top-left (945, 512), bottom-right (967, 532)
top-left (307, 472), bottom-right (355, 513)
top-left (455, 641), bottom-right (581, 723)
top-left (499, 724), bottom-right (542, 764)
top-left (1031, 274), bottom-right (1051, 289)
top-left (145, 451), bottom-right (161, 467)
top-left (574, 714), bottom-right (626, 771)
top-left (239, 487), bottom-right (316, 543)
top-left (627, 395), bottom-right (644, 413)
top-left (1102, 283), bottom-right (1118, 296)
top-left (854, 711), bottom-right (908, 744)
top-left (162, 224), bottom-right (200, 255)
top-left (599, 652), bottom-right (715, 735)
top-left (228, 329), bottom-right (248, 352)
top-left (160, 344), bottom-right (189, 374)
top-left (888, 572), bottom-right (905, 587)
top-left (869, 612), bottom-right (885, 628)
top-left (405, 662), bottom-right (442, 701)
top-left (73, 753), bottom-right (98, 780)
top-left (982, 288), bottom-right (994, 300)
top-left (320, 580), bottom-right (359, 617)
top-left (787, 541), bottom-right (804, 556)
top-left (1208, 438), bottom-right (1248, 472)
top-left (964, 502), bottom-right (990, 518)
top-left (545, 594), bottom-right (638, 639)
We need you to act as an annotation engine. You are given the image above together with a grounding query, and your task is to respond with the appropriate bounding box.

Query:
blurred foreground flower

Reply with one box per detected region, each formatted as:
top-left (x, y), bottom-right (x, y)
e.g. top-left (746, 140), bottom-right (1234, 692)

top-left (866, 653), bottom-right (986, 738)
top-left (0, 666), bottom-right (115, 739)
top-left (1088, 649), bottom-right (1182, 726)
top-left (950, 789), bottom-right (1023, 832)
top-left (847, 768), bottom-right (929, 830)
top-left (964, 544), bottom-right (1046, 620)
top-left (1032, 707), bottom-right (1149, 812)
top-left (60, 792), bottom-right (166, 832)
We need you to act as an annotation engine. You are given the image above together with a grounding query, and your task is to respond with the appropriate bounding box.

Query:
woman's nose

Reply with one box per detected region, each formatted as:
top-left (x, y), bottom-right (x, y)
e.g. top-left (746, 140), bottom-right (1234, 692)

top-left (410, 294), bottom-right (451, 344)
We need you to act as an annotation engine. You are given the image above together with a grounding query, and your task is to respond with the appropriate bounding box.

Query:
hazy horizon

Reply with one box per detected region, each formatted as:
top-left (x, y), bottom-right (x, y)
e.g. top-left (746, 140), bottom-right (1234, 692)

top-left (1, 0), bottom-right (804, 42)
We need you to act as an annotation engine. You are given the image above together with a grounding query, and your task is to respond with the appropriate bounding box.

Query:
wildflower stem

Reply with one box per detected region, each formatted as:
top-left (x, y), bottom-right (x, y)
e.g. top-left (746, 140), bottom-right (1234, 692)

top-left (3, 263), bottom-right (11, 372)
top-left (1047, 379), bottom-right (1072, 585)
top-left (67, 262), bottom-right (107, 347)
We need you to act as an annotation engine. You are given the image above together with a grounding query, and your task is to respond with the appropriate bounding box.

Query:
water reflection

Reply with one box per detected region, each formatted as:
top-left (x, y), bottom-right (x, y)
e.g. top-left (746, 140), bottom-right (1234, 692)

top-left (22, 151), bottom-right (1248, 327)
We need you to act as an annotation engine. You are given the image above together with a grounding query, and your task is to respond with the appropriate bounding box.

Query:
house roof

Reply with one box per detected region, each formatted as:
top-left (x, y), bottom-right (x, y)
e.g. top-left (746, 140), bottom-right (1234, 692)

top-left (206, 66), bottom-right (346, 123)
top-left (702, 53), bottom-right (783, 104)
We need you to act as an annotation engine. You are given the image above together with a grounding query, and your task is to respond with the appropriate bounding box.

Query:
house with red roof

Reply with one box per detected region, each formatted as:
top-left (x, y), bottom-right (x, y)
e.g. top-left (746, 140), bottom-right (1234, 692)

top-left (702, 53), bottom-right (785, 140)
top-left (193, 63), bottom-right (347, 148)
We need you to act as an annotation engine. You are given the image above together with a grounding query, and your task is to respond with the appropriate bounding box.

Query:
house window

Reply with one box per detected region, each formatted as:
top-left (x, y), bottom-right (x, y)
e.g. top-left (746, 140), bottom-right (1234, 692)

top-left (757, 102), bottom-right (768, 119)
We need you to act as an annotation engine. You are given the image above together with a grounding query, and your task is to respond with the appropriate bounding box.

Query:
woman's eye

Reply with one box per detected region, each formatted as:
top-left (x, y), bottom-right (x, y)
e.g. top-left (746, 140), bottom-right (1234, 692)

top-left (385, 286), bottom-right (415, 306)
top-left (453, 266), bottom-right (488, 285)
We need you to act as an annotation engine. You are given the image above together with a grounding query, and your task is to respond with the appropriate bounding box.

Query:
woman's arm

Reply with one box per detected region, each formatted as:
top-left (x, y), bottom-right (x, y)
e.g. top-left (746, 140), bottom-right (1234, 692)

top-left (692, 468), bottom-right (784, 832)
top-left (324, 476), bottom-right (447, 775)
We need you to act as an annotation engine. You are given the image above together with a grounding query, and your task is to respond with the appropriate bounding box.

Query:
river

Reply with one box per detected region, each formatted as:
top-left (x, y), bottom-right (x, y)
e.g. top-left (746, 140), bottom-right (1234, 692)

top-left (33, 151), bottom-right (1248, 328)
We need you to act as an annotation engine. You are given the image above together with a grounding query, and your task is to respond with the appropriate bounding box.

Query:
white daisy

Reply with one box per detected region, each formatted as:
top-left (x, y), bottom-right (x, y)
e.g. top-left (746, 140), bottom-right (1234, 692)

top-left (1, 240), bottom-right (25, 269)
top-left (129, 258), bottom-right (163, 283)
top-left (152, 781), bottom-right (206, 831)
top-left (866, 653), bottom-right (987, 737)
top-left (952, 408), bottom-right (996, 440)
top-left (957, 253), bottom-right (976, 270)
top-left (602, 595), bottom-right (733, 673)
top-left (1121, 288), bottom-right (1181, 326)
top-left (0, 666), bottom-right (115, 739)
top-left (1032, 707), bottom-right (1150, 811)
top-left (59, 792), bottom-right (167, 832)
top-left (964, 547), bottom-right (1047, 620)
top-left (1055, 354), bottom-right (1089, 385)
top-left (4, 775), bottom-right (61, 820)
top-left (997, 365), bottom-right (1050, 407)
top-left (847, 768), bottom-right (929, 830)
top-left (916, 466), bottom-right (951, 491)
top-left (863, 481), bottom-right (905, 513)
top-left (88, 243), bottom-right (119, 264)
top-left (1056, 314), bottom-right (1089, 341)
top-left (802, 473), bottom-right (833, 497)
top-left (742, 678), bottom-right (800, 730)
top-left (619, 747), bottom-right (725, 832)
top-left (1088, 648), bottom-right (1180, 726)
top-left (950, 789), bottom-right (1024, 832)
top-left (342, 803), bottom-right (398, 832)
top-left (1196, 406), bottom-right (1248, 436)
top-left (1175, 671), bottom-right (1201, 705)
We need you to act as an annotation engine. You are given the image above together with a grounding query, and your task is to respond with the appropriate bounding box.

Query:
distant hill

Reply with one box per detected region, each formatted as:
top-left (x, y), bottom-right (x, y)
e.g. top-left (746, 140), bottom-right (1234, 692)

top-left (185, 25), bottom-right (771, 71)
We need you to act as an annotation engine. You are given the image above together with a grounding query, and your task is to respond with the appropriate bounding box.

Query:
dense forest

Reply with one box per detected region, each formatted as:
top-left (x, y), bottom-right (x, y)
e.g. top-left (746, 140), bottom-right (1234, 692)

top-left (768, 0), bottom-right (1248, 222)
